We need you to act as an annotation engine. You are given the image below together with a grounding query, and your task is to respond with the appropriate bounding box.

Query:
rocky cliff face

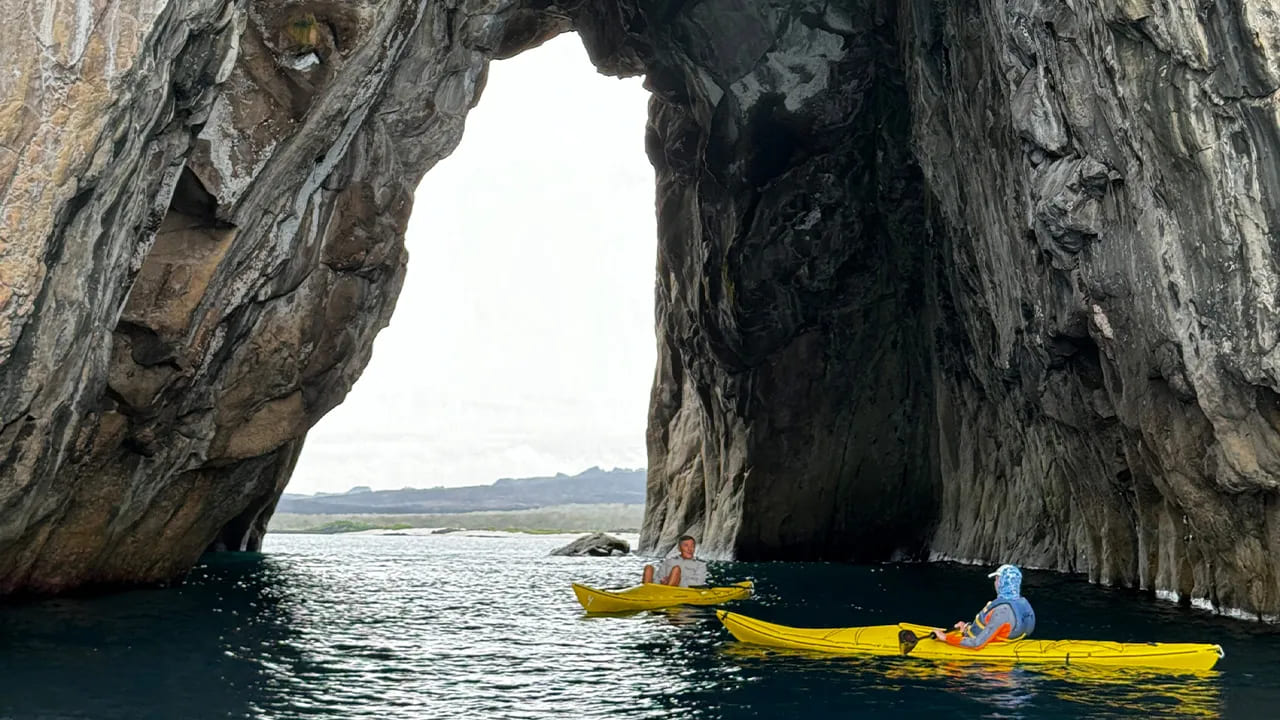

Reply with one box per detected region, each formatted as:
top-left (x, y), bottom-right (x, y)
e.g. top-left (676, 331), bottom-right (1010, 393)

top-left (3, 0), bottom-right (1280, 618)
top-left (0, 0), bottom-right (563, 593)
top-left (631, 1), bottom-right (940, 563)
top-left (631, 0), bottom-right (1280, 619)
top-left (901, 0), bottom-right (1280, 618)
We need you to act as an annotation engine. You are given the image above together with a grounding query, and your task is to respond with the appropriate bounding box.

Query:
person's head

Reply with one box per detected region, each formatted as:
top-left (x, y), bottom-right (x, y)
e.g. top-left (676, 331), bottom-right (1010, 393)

top-left (987, 564), bottom-right (1023, 599)
top-left (677, 535), bottom-right (696, 559)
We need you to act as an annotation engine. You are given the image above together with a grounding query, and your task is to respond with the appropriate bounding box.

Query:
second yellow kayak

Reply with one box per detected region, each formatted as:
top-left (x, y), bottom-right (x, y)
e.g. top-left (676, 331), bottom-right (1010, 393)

top-left (573, 581), bottom-right (753, 613)
top-left (717, 611), bottom-right (1224, 671)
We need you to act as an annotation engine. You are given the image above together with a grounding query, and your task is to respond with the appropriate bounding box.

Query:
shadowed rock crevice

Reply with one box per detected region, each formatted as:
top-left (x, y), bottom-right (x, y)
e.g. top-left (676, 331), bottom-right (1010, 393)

top-left (631, 0), bottom-right (940, 564)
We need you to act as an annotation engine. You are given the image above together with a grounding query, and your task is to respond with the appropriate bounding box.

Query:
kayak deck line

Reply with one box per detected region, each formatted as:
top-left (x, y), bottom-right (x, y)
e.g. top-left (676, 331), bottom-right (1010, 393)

top-left (718, 611), bottom-right (1224, 671)
top-left (573, 580), bottom-right (753, 613)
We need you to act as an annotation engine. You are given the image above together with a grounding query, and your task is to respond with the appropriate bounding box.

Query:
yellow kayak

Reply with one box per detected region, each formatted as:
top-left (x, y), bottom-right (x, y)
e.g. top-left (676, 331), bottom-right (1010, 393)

top-left (717, 611), bottom-right (1224, 671)
top-left (573, 581), bottom-right (753, 613)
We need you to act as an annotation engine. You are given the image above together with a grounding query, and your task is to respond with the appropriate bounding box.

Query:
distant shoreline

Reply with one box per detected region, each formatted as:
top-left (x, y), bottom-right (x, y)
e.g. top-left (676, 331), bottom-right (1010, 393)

top-left (277, 467), bottom-right (645, 515)
top-left (268, 503), bottom-right (644, 535)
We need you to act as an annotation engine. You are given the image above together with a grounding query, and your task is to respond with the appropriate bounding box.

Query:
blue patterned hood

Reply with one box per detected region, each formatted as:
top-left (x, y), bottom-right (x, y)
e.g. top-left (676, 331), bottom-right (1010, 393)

top-left (988, 564), bottom-right (1023, 600)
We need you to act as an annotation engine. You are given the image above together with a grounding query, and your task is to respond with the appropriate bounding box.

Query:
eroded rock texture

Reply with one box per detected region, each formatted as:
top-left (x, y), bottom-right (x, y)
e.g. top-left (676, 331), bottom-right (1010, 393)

top-left (3, 0), bottom-right (1280, 618)
top-left (625, 2), bottom-right (940, 563)
top-left (900, 0), bottom-right (1280, 617)
top-left (634, 0), bottom-right (1280, 618)
top-left (0, 0), bottom-right (563, 593)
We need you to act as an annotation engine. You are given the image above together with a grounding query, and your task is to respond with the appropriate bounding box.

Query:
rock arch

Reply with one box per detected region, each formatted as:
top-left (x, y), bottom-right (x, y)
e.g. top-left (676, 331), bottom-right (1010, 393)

top-left (2, 0), bottom-right (1280, 618)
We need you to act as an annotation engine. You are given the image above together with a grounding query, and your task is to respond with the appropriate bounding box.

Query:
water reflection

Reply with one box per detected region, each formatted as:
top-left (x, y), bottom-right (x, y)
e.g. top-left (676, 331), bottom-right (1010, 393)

top-left (1035, 664), bottom-right (1223, 718)
top-left (0, 552), bottom-right (310, 720)
top-left (719, 642), bottom-right (1224, 718)
top-left (0, 534), bottom-right (1272, 720)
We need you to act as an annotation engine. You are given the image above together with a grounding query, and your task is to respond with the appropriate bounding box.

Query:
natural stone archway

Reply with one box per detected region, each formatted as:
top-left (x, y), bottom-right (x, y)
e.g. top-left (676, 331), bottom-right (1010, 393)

top-left (0, 0), bottom-right (565, 593)
top-left (3, 0), bottom-right (1280, 619)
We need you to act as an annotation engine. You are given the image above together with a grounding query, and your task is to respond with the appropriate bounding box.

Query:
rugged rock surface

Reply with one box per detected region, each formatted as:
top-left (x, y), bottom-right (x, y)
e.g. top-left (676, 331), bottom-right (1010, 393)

top-left (550, 532), bottom-right (630, 556)
top-left (902, 0), bottom-right (1280, 618)
top-left (633, 0), bottom-right (1280, 619)
top-left (0, 0), bottom-right (565, 593)
top-left (631, 0), bottom-right (939, 566)
top-left (2, 0), bottom-right (1280, 619)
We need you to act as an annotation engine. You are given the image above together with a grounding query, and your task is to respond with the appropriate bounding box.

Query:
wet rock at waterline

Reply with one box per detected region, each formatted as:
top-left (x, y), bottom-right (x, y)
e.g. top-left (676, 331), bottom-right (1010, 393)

top-left (2, 0), bottom-right (1280, 618)
top-left (551, 533), bottom-right (631, 557)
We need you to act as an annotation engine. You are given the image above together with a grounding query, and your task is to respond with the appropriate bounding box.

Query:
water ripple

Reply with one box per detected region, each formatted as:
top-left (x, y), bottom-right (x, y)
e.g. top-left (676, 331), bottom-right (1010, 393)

top-left (1, 533), bottom-right (1279, 719)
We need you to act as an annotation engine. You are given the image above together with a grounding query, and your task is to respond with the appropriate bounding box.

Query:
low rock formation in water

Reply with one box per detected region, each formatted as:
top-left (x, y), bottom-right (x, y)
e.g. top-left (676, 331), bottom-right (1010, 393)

top-left (2, 0), bottom-right (1279, 618)
top-left (550, 533), bottom-right (631, 557)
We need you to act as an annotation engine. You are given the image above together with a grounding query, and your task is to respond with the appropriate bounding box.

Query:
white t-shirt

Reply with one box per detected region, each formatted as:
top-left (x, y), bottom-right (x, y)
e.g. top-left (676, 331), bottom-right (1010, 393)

top-left (657, 557), bottom-right (707, 587)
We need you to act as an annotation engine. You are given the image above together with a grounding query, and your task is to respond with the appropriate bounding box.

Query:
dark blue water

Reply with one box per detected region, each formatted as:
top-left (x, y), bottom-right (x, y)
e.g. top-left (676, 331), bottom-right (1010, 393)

top-left (2, 533), bottom-right (1278, 719)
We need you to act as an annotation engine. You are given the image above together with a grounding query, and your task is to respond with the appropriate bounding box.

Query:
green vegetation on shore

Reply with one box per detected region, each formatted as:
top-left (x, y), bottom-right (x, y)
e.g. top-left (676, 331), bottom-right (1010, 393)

top-left (301, 520), bottom-right (415, 534)
top-left (268, 503), bottom-right (644, 535)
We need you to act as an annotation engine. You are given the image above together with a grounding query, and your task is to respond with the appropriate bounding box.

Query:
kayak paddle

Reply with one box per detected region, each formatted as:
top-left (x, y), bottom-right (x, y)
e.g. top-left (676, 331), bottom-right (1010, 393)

top-left (898, 628), bottom-right (960, 655)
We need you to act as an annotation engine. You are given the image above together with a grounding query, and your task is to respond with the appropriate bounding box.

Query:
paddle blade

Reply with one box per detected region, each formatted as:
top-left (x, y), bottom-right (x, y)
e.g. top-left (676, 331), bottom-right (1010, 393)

top-left (898, 629), bottom-right (919, 655)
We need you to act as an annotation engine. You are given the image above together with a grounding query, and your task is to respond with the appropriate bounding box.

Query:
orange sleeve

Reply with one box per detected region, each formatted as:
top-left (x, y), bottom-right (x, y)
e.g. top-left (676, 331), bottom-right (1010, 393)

top-left (963, 622), bottom-right (1011, 649)
top-left (945, 609), bottom-right (1013, 649)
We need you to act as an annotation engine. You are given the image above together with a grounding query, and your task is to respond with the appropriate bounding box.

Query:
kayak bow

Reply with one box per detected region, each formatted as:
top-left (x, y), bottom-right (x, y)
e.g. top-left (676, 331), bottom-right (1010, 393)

top-left (717, 611), bottom-right (1224, 671)
top-left (573, 581), bottom-right (753, 613)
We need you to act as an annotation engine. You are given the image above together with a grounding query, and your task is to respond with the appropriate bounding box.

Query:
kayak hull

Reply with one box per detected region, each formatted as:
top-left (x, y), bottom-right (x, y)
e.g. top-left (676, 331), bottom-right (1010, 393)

top-left (573, 581), bottom-right (753, 613)
top-left (717, 612), bottom-right (1224, 671)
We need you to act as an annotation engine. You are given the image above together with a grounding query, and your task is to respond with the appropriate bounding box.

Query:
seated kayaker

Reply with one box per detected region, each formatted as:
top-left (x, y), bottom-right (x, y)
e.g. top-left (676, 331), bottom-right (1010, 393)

top-left (641, 534), bottom-right (707, 587)
top-left (932, 564), bottom-right (1036, 649)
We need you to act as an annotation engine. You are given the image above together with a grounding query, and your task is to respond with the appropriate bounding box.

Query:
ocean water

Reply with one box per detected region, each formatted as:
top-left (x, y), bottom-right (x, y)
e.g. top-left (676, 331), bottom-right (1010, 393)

top-left (2, 532), bottom-right (1278, 719)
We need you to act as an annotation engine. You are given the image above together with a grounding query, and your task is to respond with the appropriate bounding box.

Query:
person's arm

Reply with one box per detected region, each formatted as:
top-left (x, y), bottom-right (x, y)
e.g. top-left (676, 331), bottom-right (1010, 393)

top-left (933, 622), bottom-right (965, 641)
top-left (947, 605), bottom-right (1014, 649)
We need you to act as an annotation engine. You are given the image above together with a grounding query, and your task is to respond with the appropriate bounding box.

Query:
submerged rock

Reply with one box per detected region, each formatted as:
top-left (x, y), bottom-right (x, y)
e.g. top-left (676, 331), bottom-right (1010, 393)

top-left (550, 533), bottom-right (631, 557)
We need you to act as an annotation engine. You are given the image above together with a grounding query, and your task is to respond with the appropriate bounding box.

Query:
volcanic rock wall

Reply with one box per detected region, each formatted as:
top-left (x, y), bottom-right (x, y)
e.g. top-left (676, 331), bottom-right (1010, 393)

top-left (0, 0), bottom-right (562, 593)
top-left (899, 0), bottom-right (1280, 617)
top-left (575, 0), bottom-right (1280, 618)
top-left (3, 0), bottom-right (1280, 618)
top-left (634, 0), bottom-right (1280, 617)
top-left (625, 1), bottom-right (941, 562)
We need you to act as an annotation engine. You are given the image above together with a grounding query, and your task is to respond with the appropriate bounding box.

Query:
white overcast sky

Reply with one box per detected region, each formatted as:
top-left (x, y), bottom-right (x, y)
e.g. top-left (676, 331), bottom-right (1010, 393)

top-left (288, 34), bottom-right (657, 494)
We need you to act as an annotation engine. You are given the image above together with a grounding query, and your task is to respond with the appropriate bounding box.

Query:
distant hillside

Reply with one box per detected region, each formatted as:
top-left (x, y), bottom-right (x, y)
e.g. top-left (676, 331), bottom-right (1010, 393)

top-left (277, 467), bottom-right (646, 514)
